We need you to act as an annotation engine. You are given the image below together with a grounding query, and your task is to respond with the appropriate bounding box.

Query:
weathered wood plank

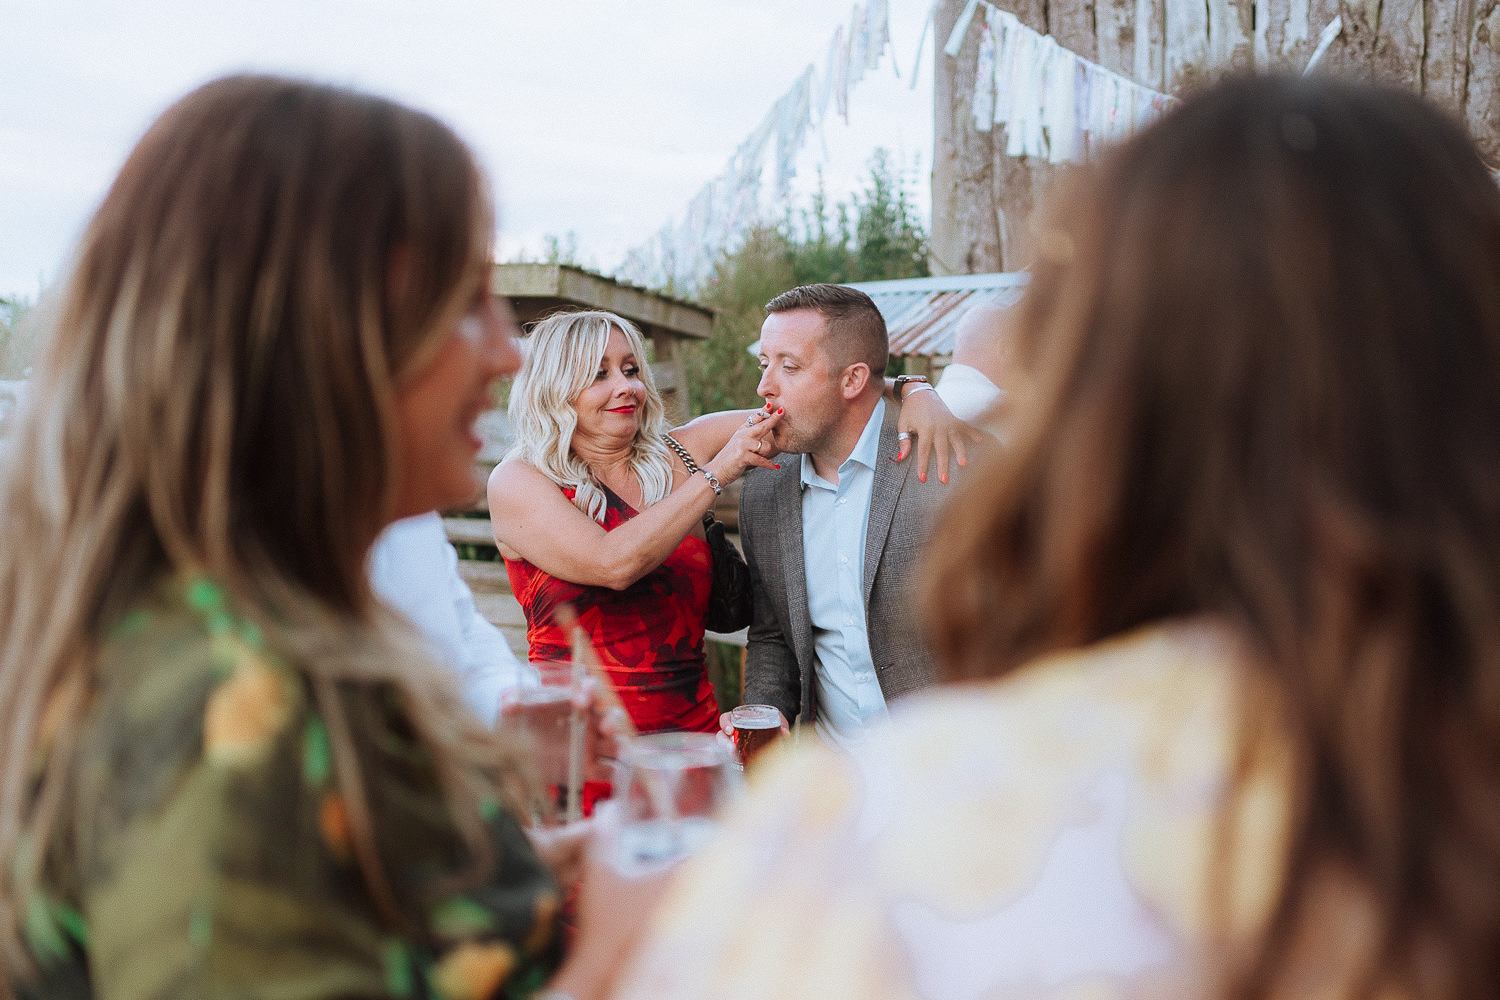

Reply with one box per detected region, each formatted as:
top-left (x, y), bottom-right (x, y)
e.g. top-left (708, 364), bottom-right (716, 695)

top-left (1375, 0), bottom-right (1428, 86)
top-left (1423, 0), bottom-right (1473, 112)
top-left (1096, 0), bottom-right (1139, 76)
top-left (1466, 0), bottom-right (1500, 162)
top-left (1308, 0), bottom-right (1360, 73)
top-left (472, 590), bottom-right (527, 629)
top-left (1207, 0), bottom-right (1256, 71)
top-left (1274, 0), bottom-right (1313, 63)
top-left (444, 517), bottom-right (498, 548)
top-left (930, 0), bottom-right (1002, 275)
top-left (1166, 0), bottom-right (1212, 89)
top-left (1051, 0), bottom-right (1100, 58)
top-left (1135, 0), bottom-right (1168, 86)
top-left (457, 559), bottom-right (512, 594)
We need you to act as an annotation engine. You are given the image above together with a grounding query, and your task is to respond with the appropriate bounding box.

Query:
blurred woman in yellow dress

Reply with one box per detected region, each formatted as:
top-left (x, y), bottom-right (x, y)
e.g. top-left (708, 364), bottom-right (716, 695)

top-left (600, 75), bottom-right (1500, 1000)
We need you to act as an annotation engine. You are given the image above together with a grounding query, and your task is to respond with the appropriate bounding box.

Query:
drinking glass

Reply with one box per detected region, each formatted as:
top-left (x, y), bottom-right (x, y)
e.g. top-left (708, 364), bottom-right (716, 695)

top-left (609, 732), bottom-right (737, 877)
top-left (729, 703), bottom-right (783, 767)
top-left (503, 660), bottom-right (586, 825)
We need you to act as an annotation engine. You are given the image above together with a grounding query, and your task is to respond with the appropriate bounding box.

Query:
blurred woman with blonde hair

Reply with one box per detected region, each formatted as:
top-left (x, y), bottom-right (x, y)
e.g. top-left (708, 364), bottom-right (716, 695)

top-left (0, 75), bottom-right (569, 999)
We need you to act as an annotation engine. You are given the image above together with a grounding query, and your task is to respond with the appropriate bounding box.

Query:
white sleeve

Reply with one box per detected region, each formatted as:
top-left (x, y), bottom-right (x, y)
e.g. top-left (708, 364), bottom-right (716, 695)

top-left (446, 542), bottom-right (537, 725)
top-left (371, 513), bottom-right (535, 727)
top-left (935, 363), bottom-right (1003, 425)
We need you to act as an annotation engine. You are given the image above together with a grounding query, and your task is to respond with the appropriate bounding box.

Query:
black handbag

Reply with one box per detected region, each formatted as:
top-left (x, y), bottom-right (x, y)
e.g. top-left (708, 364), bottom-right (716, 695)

top-left (663, 434), bottom-right (754, 633)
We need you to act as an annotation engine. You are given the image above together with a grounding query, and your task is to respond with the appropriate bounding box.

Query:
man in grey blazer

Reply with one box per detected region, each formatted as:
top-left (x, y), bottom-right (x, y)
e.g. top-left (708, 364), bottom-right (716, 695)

top-left (728, 284), bottom-right (953, 747)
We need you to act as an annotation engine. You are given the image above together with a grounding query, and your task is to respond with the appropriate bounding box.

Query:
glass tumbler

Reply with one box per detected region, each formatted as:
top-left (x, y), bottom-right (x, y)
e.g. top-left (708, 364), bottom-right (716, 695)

top-left (609, 732), bottom-right (738, 877)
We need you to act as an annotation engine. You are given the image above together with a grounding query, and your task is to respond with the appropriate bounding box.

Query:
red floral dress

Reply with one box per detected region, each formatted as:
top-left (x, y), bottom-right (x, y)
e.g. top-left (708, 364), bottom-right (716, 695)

top-left (505, 486), bottom-right (721, 734)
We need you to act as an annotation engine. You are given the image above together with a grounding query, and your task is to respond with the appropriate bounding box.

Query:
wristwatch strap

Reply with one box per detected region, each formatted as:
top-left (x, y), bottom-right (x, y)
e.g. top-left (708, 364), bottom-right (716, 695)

top-left (894, 374), bottom-right (931, 400)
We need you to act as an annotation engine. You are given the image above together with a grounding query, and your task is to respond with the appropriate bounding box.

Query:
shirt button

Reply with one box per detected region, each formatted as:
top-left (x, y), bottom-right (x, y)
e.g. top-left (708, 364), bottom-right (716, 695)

top-left (837, 498), bottom-right (847, 505)
top-left (840, 555), bottom-right (848, 564)
top-left (845, 617), bottom-right (854, 626)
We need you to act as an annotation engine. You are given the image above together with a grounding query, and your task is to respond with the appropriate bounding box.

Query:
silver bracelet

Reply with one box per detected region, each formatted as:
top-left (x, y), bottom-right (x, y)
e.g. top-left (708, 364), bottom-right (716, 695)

top-left (902, 383), bottom-right (936, 400)
top-left (701, 467), bottom-right (723, 496)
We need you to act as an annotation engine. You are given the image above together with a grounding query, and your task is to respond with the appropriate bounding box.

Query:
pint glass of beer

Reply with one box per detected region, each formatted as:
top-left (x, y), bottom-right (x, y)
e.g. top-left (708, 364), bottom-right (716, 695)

top-left (503, 661), bottom-right (583, 825)
top-left (729, 704), bottom-right (783, 767)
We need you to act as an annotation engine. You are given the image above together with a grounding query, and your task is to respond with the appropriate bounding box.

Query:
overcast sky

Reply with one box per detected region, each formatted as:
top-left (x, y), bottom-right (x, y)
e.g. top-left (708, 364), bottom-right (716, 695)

top-left (1, 0), bottom-right (936, 300)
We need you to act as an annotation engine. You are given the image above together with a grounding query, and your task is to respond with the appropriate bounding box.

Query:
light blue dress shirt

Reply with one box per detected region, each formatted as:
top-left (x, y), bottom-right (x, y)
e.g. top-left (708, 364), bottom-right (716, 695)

top-left (800, 398), bottom-right (888, 746)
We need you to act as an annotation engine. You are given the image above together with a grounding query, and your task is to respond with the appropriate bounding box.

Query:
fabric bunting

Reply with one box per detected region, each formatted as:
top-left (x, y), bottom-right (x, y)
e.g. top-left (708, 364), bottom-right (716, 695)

top-left (908, 0), bottom-right (938, 88)
top-left (775, 68), bottom-right (814, 201)
top-left (847, 5), bottom-right (869, 90)
top-left (865, 0), bottom-right (890, 73)
top-left (958, 1), bottom-right (1173, 166)
top-left (834, 24), bottom-right (851, 121)
top-left (620, 0), bottom-right (895, 291)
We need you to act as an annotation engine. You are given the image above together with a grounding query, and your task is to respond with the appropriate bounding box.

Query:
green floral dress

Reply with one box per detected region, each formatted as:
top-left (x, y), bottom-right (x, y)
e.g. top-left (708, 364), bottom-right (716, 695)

top-left (13, 575), bottom-right (561, 1000)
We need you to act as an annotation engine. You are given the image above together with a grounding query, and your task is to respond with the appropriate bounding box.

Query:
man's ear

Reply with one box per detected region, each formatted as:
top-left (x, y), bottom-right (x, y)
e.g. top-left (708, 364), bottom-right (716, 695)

top-left (840, 363), bottom-right (871, 400)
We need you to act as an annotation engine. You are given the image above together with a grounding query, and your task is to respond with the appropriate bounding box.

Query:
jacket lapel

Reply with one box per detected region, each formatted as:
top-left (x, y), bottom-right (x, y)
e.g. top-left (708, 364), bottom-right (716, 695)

top-left (863, 411), bottom-right (909, 604)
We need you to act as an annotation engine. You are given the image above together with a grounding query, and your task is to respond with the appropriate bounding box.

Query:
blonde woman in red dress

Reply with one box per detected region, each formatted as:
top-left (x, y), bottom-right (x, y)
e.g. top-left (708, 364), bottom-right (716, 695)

top-left (490, 311), bottom-right (777, 734)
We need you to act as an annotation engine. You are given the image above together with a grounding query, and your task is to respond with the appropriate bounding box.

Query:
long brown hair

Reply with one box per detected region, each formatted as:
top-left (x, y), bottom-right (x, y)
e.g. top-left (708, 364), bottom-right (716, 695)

top-left (925, 76), bottom-right (1500, 998)
top-left (0, 75), bottom-right (506, 975)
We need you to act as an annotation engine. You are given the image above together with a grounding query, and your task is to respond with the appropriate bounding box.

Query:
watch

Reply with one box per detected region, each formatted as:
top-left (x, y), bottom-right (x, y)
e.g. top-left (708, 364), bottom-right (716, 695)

top-left (894, 374), bottom-right (931, 401)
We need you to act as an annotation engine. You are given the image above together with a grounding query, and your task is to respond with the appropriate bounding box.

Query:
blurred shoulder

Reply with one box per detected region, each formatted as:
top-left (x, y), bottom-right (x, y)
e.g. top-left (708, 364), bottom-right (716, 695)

top-left (874, 620), bottom-right (1256, 772)
top-left (80, 576), bottom-right (310, 823)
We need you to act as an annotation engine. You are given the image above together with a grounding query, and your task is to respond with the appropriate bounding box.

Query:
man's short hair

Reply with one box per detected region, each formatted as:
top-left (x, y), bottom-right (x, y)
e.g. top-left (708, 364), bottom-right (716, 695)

top-left (765, 283), bottom-right (889, 379)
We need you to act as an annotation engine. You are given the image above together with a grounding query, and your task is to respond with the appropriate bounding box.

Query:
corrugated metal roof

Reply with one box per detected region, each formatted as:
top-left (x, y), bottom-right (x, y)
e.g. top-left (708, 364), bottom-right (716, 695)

top-left (745, 272), bottom-right (1029, 358)
top-left (846, 273), bottom-right (1028, 358)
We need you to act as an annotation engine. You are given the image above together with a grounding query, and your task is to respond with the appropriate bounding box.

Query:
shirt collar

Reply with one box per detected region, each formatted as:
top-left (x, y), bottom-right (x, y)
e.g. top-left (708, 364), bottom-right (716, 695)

top-left (800, 398), bottom-right (886, 488)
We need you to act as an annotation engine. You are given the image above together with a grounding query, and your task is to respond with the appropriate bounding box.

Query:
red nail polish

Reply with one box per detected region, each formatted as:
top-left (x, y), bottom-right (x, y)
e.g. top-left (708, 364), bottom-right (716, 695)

top-left (777, 408), bottom-right (784, 414)
top-left (774, 464), bottom-right (781, 469)
top-left (919, 474), bottom-right (926, 483)
top-left (940, 475), bottom-right (948, 484)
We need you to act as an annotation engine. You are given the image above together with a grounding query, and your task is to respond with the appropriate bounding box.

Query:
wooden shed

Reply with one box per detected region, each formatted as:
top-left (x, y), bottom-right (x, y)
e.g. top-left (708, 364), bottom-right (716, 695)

top-left (494, 263), bottom-right (714, 426)
top-left (849, 272), bottom-right (1027, 377)
top-left (746, 272), bottom-right (1028, 377)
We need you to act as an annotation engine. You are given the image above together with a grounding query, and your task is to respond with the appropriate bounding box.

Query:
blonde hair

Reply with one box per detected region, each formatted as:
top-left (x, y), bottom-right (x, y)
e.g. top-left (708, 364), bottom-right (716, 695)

top-left (0, 75), bottom-right (512, 979)
top-left (507, 310), bottom-right (675, 521)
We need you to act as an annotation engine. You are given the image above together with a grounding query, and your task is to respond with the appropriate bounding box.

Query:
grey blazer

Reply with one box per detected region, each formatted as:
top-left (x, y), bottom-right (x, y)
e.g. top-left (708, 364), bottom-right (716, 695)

top-left (737, 406), bottom-right (947, 726)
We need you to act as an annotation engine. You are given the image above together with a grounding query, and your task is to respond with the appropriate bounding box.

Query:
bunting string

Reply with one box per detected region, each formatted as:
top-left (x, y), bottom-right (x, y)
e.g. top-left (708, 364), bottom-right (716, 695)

top-left (948, 0), bottom-right (1173, 165)
top-left (619, 1), bottom-right (898, 292)
top-left (619, 1), bottom-right (1176, 292)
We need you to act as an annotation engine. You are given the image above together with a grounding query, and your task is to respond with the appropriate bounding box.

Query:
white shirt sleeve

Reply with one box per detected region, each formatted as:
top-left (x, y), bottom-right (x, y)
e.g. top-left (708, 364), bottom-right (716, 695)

top-left (935, 363), bottom-right (1003, 425)
top-left (369, 512), bottom-right (535, 726)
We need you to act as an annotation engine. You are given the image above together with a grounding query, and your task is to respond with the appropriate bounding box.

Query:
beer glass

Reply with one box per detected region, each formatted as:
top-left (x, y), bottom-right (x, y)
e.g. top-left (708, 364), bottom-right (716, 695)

top-left (729, 703), bottom-right (783, 767)
top-left (503, 660), bottom-right (586, 825)
top-left (610, 732), bottom-right (737, 877)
